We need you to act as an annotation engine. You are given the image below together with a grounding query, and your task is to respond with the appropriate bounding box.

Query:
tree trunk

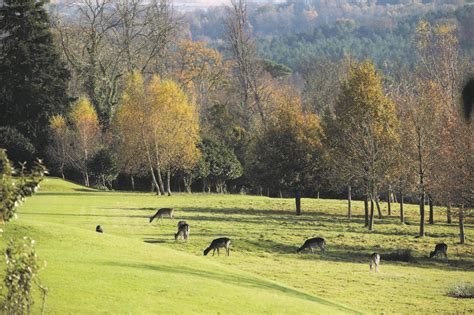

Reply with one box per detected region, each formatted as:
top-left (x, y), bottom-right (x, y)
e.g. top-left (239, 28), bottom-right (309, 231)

top-left (375, 196), bottom-right (382, 219)
top-left (400, 191), bottom-right (404, 224)
top-left (317, 191), bottom-right (320, 199)
top-left (364, 194), bottom-right (369, 227)
top-left (369, 195), bottom-right (374, 230)
top-left (459, 205), bottom-right (465, 244)
top-left (347, 185), bottom-right (352, 219)
top-left (295, 191), bottom-right (301, 216)
top-left (428, 196), bottom-right (434, 225)
top-left (130, 175), bottom-right (135, 192)
top-left (166, 170), bottom-right (171, 196)
top-left (279, 190), bottom-right (283, 198)
top-left (447, 201), bottom-right (452, 224)
top-left (157, 167), bottom-right (165, 195)
top-left (184, 175), bottom-right (192, 193)
top-left (419, 190), bottom-right (425, 237)
top-left (387, 185), bottom-right (392, 216)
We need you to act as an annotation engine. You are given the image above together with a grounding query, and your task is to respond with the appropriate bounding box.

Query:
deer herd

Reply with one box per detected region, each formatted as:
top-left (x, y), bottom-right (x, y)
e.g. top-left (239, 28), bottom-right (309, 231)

top-left (143, 207), bottom-right (449, 270)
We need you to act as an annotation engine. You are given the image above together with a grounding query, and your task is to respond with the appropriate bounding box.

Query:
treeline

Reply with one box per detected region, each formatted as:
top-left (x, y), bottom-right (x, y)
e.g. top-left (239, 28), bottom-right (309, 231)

top-left (259, 4), bottom-right (474, 71)
top-left (0, 0), bottom-right (472, 238)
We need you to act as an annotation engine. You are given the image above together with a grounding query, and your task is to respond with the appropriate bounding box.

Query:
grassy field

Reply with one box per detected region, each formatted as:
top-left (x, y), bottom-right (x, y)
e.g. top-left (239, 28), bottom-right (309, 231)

top-left (1, 178), bottom-right (472, 314)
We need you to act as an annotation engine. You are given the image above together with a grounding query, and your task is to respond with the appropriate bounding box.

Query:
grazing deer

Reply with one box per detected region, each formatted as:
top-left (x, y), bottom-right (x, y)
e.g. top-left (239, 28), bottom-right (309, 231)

top-left (177, 220), bottom-right (187, 229)
top-left (203, 238), bottom-right (231, 256)
top-left (429, 243), bottom-right (448, 259)
top-left (370, 253), bottom-right (380, 272)
top-left (149, 208), bottom-right (174, 223)
top-left (296, 237), bottom-right (326, 254)
top-left (175, 223), bottom-right (190, 241)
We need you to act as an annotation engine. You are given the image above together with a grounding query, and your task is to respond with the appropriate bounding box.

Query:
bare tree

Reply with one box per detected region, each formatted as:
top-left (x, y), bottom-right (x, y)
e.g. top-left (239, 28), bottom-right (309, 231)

top-left (54, 0), bottom-right (178, 129)
top-left (225, 0), bottom-right (267, 129)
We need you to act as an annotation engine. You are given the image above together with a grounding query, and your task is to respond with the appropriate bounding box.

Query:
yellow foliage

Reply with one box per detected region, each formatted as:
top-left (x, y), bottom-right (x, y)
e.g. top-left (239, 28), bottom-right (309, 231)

top-left (49, 114), bottom-right (67, 131)
top-left (70, 97), bottom-right (99, 133)
top-left (115, 72), bottom-right (200, 172)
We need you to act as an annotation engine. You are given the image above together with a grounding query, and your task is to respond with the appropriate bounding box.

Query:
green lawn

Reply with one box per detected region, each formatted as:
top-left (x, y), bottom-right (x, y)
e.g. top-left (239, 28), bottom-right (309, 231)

top-left (1, 178), bottom-right (472, 314)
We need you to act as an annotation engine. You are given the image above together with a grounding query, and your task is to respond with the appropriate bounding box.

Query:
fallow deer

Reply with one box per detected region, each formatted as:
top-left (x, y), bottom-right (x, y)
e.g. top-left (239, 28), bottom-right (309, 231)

top-left (370, 253), bottom-right (380, 272)
top-left (296, 237), bottom-right (326, 254)
top-left (203, 237), bottom-right (231, 256)
top-left (175, 223), bottom-right (190, 241)
top-left (149, 208), bottom-right (174, 223)
top-left (429, 243), bottom-right (448, 259)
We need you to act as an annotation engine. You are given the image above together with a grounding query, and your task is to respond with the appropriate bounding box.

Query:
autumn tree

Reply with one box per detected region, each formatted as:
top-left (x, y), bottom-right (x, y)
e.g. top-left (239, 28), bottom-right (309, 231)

top-left (55, 0), bottom-right (177, 129)
top-left (414, 21), bottom-right (472, 239)
top-left (325, 60), bottom-right (399, 229)
top-left (47, 115), bottom-right (70, 179)
top-left (251, 94), bottom-right (324, 215)
top-left (68, 98), bottom-right (101, 186)
top-left (114, 72), bottom-right (200, 195)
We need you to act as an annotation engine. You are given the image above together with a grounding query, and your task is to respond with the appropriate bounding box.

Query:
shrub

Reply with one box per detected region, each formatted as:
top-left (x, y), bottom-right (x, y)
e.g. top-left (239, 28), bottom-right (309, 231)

top-left (0, 149), bottom-right (47, 223)
top-left (87, 148), bottom-right (118, 190)
top-left (447, 282), bottom-right (474, 298)
top-left (0, 127), bottom-right (36, 166)
top-left (1, 237), bottom-right (47, 313)
top-left (382, 249), bottom-right (413, 262)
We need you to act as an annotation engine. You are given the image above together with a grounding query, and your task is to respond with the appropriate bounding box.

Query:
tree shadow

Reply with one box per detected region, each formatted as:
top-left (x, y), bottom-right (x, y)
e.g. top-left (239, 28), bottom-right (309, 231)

top-left (19, 212), bottom-right (148, 219)
top-left (102, 261), bottom-right (360, 314)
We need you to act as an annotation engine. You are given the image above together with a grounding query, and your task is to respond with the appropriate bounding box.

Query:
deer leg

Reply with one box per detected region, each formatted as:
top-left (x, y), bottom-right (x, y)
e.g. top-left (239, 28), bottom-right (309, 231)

top-left (310, 247), bottom-right (314, 253)
top-left (217, 248), bottom-right (220, 256)
top-left (227, 246), bottom-right (230, 256)
top-left (212, 248), bottom-right (216, 256)
top-left (370, 262), bottom-right (373, 271)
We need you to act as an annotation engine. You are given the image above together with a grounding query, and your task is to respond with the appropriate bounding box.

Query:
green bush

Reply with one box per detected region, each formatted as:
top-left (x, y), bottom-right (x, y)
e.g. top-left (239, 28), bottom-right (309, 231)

top-left (1, 237), bottom-right (47, 313)
top-left (382, 249), bottom-right (413, 262)
top-left (0, 127), bottom-right (36, 166)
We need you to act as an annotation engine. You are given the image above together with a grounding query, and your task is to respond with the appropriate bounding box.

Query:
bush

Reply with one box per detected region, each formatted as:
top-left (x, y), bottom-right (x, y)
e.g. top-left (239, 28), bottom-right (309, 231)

top-left (0, 127), bottom-right (36, 166)
top-left (447, 282), bottom-right (474, 298)
top-left (1, 237), bottom-right (47, 313)
top-left (382, 249), bottom-right (413, 262)
top-left (88, 148), bottom-right (118, 190)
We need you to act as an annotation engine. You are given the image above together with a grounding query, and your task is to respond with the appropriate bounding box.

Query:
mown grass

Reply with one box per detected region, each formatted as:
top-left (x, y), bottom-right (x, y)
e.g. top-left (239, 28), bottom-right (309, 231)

top-left (1, 177), bottom-right (473, 313)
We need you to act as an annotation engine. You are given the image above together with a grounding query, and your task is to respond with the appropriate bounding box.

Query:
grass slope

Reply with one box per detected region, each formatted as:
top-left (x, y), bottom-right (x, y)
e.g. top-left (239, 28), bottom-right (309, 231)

top-left (2, 177), bottom-right (473, 313)
top-left (1, 178), bottom-right (355, 314)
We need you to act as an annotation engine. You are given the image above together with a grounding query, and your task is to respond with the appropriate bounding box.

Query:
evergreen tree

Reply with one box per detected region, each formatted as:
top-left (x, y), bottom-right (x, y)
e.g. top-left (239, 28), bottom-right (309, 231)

top-left (0, 0), bottom-right (70, 152)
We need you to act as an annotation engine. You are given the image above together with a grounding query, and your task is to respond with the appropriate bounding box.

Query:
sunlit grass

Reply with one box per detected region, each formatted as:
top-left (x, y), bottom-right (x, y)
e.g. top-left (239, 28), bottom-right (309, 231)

top-left (1, 177), bottom-right (472, 313)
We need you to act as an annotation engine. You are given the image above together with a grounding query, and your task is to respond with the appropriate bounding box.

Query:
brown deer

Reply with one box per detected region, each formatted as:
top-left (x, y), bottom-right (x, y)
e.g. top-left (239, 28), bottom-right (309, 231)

top-left (175, 223), bottom-right (190, 241)
top-left (203, 238), bottom-right (231, 256)
top-left (429, 243), bottom-right (448, 259)
top-left (370, 253), bottom-right (380, 272)
top-left (149, 208), bottom-right (174, 223)
top-left (296, 237), bottom-right (325, 254)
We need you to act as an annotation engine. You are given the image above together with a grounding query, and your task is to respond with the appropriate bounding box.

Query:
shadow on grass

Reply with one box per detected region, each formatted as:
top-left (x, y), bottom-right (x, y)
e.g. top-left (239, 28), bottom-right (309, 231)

top-left (103, 261), bottom-right (360, 314)
top-left (19, 212), bottom-right (149, 219)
